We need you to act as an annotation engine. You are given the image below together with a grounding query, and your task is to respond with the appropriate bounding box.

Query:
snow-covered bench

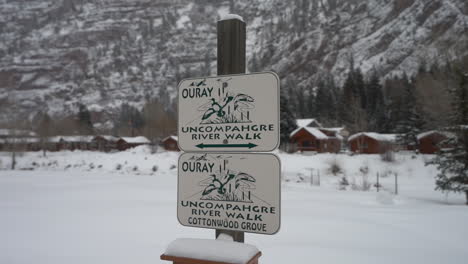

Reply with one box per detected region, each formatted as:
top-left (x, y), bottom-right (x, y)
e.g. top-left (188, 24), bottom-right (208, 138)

top-left (161, 238), bottom-right (262, 264)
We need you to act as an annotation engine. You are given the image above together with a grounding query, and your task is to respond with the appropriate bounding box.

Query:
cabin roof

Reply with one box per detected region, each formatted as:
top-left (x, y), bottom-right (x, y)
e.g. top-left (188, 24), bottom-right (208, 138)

top-left (348, 132), bottom-right (397, 142)
top-left (162, 135), bottom-right (178, 142)
top-left (296, 118), bottom-right (322, 128)
top-left (120, 136), bottom-right (150, 144)
top-left (290, 127), bottom-right (328, 140)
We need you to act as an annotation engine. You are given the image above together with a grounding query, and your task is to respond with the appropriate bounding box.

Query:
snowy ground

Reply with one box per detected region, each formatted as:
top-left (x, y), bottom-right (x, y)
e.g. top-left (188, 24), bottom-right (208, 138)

top-left (1, 147), bottom-right (467, 264)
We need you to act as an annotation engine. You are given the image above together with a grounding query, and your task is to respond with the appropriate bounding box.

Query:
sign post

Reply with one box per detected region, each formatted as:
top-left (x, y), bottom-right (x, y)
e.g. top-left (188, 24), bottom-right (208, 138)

top-left (175, 16), bottom-right (280, 245)
top-left (215, 16), bottom-right (246, 243)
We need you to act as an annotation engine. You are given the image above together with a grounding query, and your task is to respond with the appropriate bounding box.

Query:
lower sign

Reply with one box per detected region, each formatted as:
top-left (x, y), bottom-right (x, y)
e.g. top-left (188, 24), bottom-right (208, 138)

top-left (177, 153), bottom-right (281, 235)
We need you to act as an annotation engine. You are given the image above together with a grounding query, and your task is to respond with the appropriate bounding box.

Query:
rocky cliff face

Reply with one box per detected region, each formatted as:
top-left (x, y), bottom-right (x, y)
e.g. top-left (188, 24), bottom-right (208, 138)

top-left (1, 0), bottom-right (467, 128)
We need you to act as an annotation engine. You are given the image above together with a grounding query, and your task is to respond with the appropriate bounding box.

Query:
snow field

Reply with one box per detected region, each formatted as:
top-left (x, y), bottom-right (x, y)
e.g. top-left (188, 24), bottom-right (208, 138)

top-left (1, 147), bottom-right (467, 264)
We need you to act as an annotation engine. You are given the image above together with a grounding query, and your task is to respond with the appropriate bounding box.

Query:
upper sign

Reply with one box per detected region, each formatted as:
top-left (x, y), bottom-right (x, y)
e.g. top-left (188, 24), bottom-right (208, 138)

top-left (178, 72), bottom-right (279, 152)
top-left (177, 153), bottom-right (281, 234)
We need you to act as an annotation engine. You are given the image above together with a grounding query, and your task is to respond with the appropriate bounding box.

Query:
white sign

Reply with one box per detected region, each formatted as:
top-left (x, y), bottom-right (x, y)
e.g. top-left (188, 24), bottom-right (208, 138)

top-left (177, 72), bottom-right (279, 152)
top-left (177, 153), bottom-right (281, 235)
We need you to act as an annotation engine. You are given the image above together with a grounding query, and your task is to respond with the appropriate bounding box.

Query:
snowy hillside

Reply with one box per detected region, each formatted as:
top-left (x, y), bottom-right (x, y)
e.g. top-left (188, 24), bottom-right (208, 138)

top-left (1, 0), bottom-right (467, 126)
top-left (1, 148), bottom-right (467, 264)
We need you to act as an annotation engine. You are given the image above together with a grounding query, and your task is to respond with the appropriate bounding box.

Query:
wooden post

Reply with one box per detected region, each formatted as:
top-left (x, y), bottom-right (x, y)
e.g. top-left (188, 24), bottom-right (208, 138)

top-left (317, 171), bottom-right (320, 186)
top-left (310, 170), bottom-right (313, 186)
top-left (376, 173), bottom-right (380, 192)
top-left (216, 16), bottom-right (246, 243)
top-left (394, 173), bottom-right (398, 195)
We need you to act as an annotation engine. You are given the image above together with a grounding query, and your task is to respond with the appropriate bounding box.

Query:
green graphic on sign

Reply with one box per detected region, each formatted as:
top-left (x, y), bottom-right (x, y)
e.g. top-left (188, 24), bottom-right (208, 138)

top-left (197, 78), bottom-right (255, 124)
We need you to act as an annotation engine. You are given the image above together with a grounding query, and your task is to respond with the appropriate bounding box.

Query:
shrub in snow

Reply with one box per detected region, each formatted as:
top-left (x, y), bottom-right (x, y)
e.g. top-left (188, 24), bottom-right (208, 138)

top-left (327, 158), bottom-right (342, 176)
top-left (89, 163), bottom-right (95, 169)
top-left (170, 165), bottom-right (176, 170)
top-left (359, 165), bottom-right (369, 175)
top-left (338, 177), bottom-right (349, 190)
top-left (116, 164), bottom-right (122, 170)
top-left (32, 162), bottom-right (38, 166)
top-left (380, 150), bottom-right (395, 162)
top-left (65, 164), bottom-right (71, 169)
top-left (152, 165), bottom-right (158, 172)
top-left (98, 164), bottom-right (102, 168)
top-left (133, 166), bottom-right (138, 171)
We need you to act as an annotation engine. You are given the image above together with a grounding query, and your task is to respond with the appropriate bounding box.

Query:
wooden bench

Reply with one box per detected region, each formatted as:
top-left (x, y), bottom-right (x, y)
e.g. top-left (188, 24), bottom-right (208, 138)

top-left (161, 252), bottom-right (261, 264)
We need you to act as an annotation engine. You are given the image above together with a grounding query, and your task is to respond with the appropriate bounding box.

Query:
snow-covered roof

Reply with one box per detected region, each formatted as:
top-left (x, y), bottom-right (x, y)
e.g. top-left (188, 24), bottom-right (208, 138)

top-left (120, 136), bottom-right (150, 144)
top-left (290, 127), bottom-right (328, 140)
top-left (95, 135), bottom-right (119, 142)
top-left (416, 130), bottom-right (455, 140)
top-left (47, 136), bottom-right (94, 143)
top-left (296, 118), bottom-right (322, 128)
top-left (319, 127), bottom-right (345, 140)
top-left (319, 127), bottom-right (344, 133)
top-left (162, 135), bottom-right (178, 142)
top-left (0, 129), bottom-right (37, 137)
top-left (219, 13), bottom-right (244, 22)
top-left (164, 238), bottom-right (258, 264)
top-left (0, 137), bottom-right (39, 143)
top-left (348, 132), bottom-right (397, 142)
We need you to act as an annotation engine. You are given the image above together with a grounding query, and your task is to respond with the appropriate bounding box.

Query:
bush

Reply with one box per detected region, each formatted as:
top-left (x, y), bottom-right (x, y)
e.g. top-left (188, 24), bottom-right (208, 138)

top-left (327, 158), bottom-right (342, 176)
top-left (338, 176), bottom-right (349, 190)
top-left (359, 165), bottom-right (369, 175)
top-left (152, 165), bottom-right (158, 172)
top-left (133, 166), bottom-right (138, 171)
top-left (170, 165), bottom-right (176, 170)
top-left (116, 164), bottom-right (122, 170)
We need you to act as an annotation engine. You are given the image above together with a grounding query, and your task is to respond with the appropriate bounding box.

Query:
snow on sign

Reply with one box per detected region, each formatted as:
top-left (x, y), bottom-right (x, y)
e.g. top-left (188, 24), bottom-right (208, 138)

top-left (177, 72), bottom-right (279, 152)
top-left (177, 153), bottom-right (281, 235)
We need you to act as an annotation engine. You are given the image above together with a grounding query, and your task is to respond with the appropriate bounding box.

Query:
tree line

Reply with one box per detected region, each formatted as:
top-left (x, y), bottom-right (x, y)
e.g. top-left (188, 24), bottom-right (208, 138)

top-left (33, 97), bottom-right (176, 144)
top-left (281, 57), bottom-right (467, 142)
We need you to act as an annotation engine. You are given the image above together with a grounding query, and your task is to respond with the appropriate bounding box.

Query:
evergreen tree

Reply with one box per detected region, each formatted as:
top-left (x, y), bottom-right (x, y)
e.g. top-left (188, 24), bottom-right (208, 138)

top-left (366, 71), bottom-right (386, 131)
top-left (395, 79), bottom-right (425, 150)
top-left (295, 86), bottom-right (307, 118)
top-left (339, 64), bottom-right (367, 133)
top-left (280, 90), bottom-right (297, 151)
top-left (77, 104), bottom-right (93, 134)
top-left (427, 70), bottom-right (468, 204)
top-left (354, 68), bottom-right (367, 109)
top-left (315, 79), bottom-right (335, 125)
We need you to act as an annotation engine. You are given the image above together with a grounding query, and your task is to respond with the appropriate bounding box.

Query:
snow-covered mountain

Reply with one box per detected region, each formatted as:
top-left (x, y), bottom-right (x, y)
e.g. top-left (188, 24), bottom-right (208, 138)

top-left (1, 0), bottom-right (467, 127)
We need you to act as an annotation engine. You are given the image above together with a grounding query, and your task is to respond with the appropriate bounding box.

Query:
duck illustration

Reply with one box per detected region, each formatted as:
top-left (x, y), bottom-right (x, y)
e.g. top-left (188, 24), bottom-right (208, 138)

top-left (200, 94), bottom-right (253, 121)
top-left (202, 171), bottom-right (255, 196)
top-left (202, 171), bottom-right (236, 195)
